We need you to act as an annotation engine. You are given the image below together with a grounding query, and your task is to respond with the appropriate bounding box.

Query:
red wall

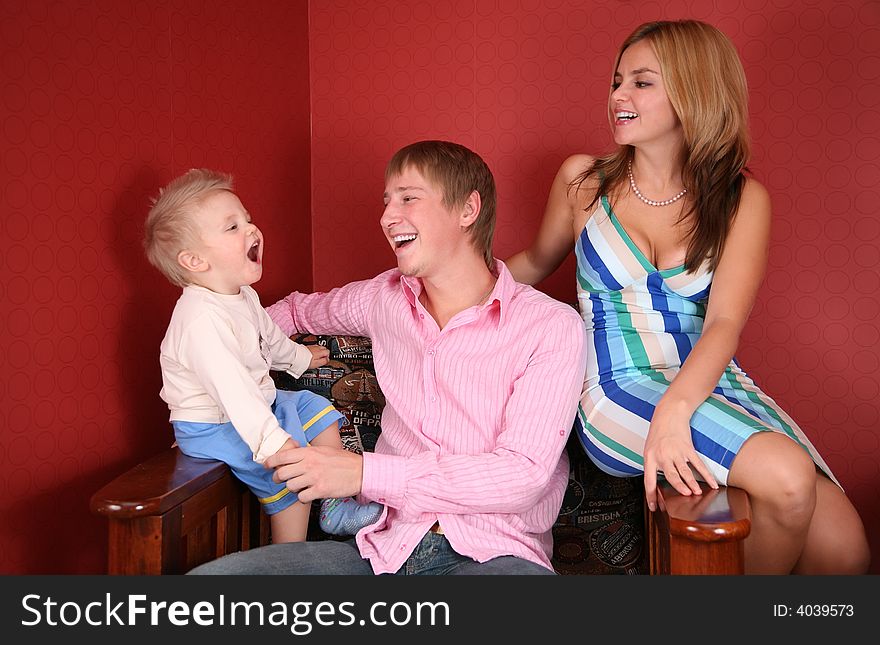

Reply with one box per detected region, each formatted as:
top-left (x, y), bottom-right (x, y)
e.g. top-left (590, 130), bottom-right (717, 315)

top-left (2, 0), bottom-right (878, 573)
top-left (0, 0), bottom-right (312, 573)
top-left (308, 0), bottom-right (880, 571)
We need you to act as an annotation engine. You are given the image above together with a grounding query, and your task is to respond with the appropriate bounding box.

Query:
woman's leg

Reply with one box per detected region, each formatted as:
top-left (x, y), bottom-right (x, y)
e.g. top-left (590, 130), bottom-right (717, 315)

top-left (791, 475), bottom-right (870, 574)
top-left (728, 431), bottom-right (870, 574)
top-left (727, 432), bottom-right (819, 574)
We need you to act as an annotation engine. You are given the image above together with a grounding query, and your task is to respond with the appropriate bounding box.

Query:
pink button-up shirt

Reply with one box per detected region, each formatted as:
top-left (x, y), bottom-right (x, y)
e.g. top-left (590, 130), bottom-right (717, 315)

top-left (266, 260), bottom-right (586, 573)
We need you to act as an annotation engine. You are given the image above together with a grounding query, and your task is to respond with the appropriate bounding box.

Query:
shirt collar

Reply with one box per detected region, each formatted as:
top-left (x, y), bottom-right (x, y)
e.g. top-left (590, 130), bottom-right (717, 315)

top-left (398, 259), bottom-right (514, 326)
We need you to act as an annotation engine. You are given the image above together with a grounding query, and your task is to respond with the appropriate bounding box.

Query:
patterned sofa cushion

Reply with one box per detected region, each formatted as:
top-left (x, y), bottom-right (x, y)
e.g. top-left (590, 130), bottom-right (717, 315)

top-left (273, 334), bottom-right (647, 574)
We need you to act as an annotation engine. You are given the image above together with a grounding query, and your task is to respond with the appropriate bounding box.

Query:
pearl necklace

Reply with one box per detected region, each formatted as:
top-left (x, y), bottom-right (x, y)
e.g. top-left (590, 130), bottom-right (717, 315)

top-left (628, 160), bottom-right (687, 207)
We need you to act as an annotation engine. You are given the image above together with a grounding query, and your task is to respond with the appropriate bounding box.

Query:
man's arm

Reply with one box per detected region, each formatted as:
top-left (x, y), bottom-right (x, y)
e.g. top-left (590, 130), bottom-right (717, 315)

top-left (268, 306), bottom-right (587, 516)
top-left (364, 308), bottom-right (586, 516)
top-left (265, 275), bottom-right (385, 337)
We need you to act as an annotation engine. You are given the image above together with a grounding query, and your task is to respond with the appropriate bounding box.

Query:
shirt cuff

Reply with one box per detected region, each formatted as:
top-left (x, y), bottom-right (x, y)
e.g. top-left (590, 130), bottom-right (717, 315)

top-left (252, 427), bottom-right (291, 465)
top-left (361, 452), bottom-right (407, 508)
top-left (284, 342), bottom-right (313, 379)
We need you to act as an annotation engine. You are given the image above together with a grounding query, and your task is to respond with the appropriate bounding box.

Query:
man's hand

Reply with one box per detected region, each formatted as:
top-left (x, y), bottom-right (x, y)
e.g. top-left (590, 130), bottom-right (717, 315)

top-left (306, 344), bottom-right (330, 369)
top-left (277, 437), bottom-right (300, 451)
top-left (266, 444), bottom-right (364, 504)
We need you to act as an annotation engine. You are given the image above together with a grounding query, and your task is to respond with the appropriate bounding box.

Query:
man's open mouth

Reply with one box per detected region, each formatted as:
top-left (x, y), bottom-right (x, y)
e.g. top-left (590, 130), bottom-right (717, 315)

top-left (393, 234), bottom-right (417, 249)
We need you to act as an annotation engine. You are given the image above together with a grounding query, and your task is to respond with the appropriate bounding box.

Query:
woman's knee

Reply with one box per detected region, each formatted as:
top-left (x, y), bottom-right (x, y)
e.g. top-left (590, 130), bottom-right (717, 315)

top-left (729, 433), bottom-right (818, 519)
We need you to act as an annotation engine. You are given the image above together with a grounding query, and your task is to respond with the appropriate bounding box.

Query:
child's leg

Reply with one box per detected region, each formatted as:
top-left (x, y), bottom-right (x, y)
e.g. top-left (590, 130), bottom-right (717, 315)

top-left (309, 421), bottom-right (344, 450)
top-left (318, 496), bottom-right (383, 536)
top-left (309, 421), bottom-right (384, 535)
top-left (269, 499), bottom-right (311, 543)
top-left (272, 390), bottom-right (382, 535)
top-left (276, 390), bottom-right (385, 536)
top-left (173, 419), bottom-right (309, 544)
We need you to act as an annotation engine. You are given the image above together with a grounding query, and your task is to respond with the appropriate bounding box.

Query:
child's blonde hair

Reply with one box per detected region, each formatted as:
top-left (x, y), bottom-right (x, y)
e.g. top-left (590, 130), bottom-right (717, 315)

top-left (144, 168), bottom-right (234, 287)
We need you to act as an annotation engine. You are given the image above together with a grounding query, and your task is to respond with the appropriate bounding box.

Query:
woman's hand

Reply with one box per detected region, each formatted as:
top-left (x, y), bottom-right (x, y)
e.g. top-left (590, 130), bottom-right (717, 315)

top-left (643, 403), bottom-right (718, 512)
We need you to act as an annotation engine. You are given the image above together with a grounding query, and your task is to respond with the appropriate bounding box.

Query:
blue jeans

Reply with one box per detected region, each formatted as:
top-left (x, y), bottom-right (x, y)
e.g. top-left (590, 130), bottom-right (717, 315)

top-left (187, 533), bottom-right (554, 576)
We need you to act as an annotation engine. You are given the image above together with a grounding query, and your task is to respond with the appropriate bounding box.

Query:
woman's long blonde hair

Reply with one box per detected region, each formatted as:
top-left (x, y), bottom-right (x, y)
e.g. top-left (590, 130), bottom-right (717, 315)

top-left (576, 20), bottom-right (751, 272)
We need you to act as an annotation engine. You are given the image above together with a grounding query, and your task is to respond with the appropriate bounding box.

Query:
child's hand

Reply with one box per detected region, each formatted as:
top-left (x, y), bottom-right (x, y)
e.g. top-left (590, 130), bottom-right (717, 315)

top-left (306, 344), bottom-right (330, 369)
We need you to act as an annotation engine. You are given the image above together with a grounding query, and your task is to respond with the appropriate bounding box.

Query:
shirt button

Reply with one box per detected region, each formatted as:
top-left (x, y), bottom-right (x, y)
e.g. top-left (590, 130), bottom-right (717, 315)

top-left (431, 396), bottom-right (436, 402)
top-left (427, 349), bottom-right (435, 355)
top-left (419, 314), bottom-right (424, 319)
top-left (400, 545), bottom-right (407, 551)
top-left (559, 430), bottom-right (565, 436)
top-left (378, 498), bottom-right (386, 503)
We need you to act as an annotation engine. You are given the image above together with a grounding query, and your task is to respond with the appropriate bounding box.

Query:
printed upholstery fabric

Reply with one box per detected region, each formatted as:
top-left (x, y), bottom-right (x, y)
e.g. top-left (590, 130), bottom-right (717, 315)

top-left (272, 334), bottom-right (647, 575)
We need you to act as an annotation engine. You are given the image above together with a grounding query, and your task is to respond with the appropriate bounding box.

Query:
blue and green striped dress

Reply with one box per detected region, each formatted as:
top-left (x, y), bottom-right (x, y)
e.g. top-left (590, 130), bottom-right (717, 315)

top-left (574, 196), bottom-right (837, 487)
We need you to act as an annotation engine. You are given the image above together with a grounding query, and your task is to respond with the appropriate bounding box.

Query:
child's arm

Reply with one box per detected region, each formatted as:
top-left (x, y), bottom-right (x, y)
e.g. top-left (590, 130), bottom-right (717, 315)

top-left (249, 288), bottom-right (330, 378)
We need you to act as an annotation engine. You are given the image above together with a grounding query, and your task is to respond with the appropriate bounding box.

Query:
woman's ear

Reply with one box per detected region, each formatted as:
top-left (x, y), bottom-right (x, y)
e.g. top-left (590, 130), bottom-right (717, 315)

top-left (459, 190), bottom-right (482, 228)
top-left (177, 249), bottom-right (208, 273)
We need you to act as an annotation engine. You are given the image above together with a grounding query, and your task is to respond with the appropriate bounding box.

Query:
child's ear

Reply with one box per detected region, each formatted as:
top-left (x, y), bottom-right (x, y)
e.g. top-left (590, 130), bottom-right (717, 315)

top-left (177, 250), bottom-right (209, 273)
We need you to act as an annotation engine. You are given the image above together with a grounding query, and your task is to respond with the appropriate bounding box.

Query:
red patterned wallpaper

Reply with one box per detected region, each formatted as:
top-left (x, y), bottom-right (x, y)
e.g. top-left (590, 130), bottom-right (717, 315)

top-left (0, 0), bottom-right (312, 573)
top-left (308, 0), bottom-right (880, 571)
top-left (1, 0), bottom-right (877, 573)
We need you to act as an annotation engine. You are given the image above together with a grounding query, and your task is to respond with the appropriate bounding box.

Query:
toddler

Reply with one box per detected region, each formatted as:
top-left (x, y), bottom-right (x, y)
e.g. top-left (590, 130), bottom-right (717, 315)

top-left (144, 168), bottom-right (383, 542)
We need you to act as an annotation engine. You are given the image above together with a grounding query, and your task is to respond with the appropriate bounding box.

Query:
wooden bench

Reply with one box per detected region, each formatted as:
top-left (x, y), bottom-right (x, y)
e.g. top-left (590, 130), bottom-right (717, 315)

top-left (90, 333), bottom-right (751, 575)
top-left (90, 446), bottom-right (750, 575)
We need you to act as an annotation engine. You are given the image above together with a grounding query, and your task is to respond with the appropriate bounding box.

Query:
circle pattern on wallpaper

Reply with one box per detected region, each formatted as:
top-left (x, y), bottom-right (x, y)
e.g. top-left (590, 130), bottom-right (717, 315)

top-left (307, 0), bottom-right (880, 495)
top-left (0, 0), bottom-right (314, 572)
top-left (2, 0), bottom-right (879, 572)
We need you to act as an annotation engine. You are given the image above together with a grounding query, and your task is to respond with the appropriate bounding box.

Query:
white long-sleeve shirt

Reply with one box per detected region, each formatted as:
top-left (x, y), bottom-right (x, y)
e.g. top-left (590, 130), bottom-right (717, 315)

top-left (159, 285), bottom-right (312, 463)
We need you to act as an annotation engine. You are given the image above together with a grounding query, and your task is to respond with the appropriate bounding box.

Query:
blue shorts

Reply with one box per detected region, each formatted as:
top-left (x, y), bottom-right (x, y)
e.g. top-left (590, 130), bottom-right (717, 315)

top-left (172, 389), bottom-right (345, 515)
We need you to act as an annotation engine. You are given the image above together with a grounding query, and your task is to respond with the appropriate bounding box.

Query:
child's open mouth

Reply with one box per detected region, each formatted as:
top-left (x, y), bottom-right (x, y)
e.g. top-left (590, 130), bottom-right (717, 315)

top-left (247, 241), bottom-right (260, 262)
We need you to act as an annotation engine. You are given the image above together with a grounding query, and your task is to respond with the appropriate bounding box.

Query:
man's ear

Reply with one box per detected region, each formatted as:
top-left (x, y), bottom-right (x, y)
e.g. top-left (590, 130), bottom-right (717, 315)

top-left (459, 190), bottom-right (482, 229)
top-left (177, 249), bottom-right (209, 273)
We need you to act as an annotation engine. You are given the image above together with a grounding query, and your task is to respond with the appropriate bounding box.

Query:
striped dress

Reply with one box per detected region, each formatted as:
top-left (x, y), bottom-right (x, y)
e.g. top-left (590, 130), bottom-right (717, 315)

top-left (574, 196), bottom-right (837, 487)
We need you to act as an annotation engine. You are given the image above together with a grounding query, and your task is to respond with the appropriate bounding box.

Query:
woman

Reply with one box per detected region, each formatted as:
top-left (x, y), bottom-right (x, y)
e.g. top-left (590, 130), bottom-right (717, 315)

top-left (507, 19), bottom-right (869, 574)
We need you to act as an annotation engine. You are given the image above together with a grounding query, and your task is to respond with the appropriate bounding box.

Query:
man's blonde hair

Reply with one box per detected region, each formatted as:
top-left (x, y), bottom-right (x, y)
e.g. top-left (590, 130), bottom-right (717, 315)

top-left (144, 169), bottom-right (234, 287)
top-left (385, 140), bottom-right (497, 271)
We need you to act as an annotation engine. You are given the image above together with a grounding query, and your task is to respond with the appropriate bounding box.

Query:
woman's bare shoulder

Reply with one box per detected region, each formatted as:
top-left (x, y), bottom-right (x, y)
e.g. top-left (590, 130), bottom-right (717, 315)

top-left (557, 153), bottom-right (598, 183)
top-left (736, 176), bottom-right (772, 222)
top-left (555, 153), bottom-right (602, 204)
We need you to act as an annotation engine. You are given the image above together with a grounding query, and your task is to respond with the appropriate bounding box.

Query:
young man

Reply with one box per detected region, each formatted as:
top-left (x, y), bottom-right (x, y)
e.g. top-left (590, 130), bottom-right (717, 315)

top-left (188, 140), bottom-right (586, 575)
